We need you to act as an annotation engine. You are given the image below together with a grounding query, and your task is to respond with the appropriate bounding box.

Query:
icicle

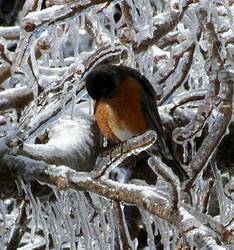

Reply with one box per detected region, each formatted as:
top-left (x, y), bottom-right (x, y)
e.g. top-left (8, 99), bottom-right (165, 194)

top-left (109, 208), bottom-right (117, 250)
top-left (76, 192), bottom-right (93, 249)
top-left (211, 159), bottom-right (226, 225)
top-left (0, 200), bottom-right (7, 229)
top-left (50, 27), bottom-right (59, 67)
top-left (61, 81), bottom-right (69, 116)
top-left (139, 209), bottom-right (156, 250)
top-left (156, 217), bottom-right (171, 250)
top-left (35, 197), bottom-right (50, 250)
top-left (103, 6), bottom-right (116, 47)
top-left (44, 201), bottom-right (63, 249)
top-left (42, 52), bottom-right (50, 67)
top-left (120, 205), bottom-right (135, 250)
top-left (70, 87), bottom-right (76, 120)
top-left (19, 180), bottom-right (38, 237)
top-left (75, 19), bottom-right (80, 59)
top-left (182, 141), bottom-right (189, 163)
top-left (151, 0), bottom-right (163, 13)
top-left (189, 139), bottom-right (196, 158)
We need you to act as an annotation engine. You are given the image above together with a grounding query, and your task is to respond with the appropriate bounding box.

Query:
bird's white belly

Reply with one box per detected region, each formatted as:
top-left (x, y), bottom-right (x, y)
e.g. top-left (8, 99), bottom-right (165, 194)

top-left (113, 127), bottom-right (135, 141)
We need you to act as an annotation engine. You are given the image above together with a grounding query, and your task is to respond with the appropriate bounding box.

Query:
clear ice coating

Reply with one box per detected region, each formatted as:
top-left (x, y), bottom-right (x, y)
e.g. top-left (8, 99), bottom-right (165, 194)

top-left (1, 0), bottom-right (234, 249)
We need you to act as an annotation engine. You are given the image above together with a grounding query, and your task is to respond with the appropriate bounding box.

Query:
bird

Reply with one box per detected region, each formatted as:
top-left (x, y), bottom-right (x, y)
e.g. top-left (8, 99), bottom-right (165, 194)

top-left (85, 64), bottom-right (188, 181)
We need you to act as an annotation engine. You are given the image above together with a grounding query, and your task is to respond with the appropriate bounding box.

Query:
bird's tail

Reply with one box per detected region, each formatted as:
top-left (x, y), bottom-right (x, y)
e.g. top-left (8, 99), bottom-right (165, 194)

top-left (148, 136), bottom-right (188, 182)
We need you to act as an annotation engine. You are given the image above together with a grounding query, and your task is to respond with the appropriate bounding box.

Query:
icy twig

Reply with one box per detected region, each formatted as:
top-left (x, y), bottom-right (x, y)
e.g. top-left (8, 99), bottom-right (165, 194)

top-left (155, 39), bottom-right (195, 88)
top-left (178, 207), bottom-right (228, 250)
top-left (133, 3), bottom-right (190, 54)
top-left (201, 179), bottom-right (214, 214)
top-left (20, 0), bottom-right (41, 18)
top-left (159, 44), bottom-right (196, 105)
top-left (0, 26), bottom-right (20, 40)
top-left (156, 31), bottom-right (179, 49)
top-left (185, 70), bottom-right (233, 189)
top-left (112, 201), bottom-right (130, 250)
top-left (0, 42), bottom-right (12, 65)
top-left (0, 86), bottom-right (33, 111)
top-left (169, 89), bottom-right (206, 115)
top-left (6, 200), bottom-right (27, 250)
top-left (148, 156), bottom-right (180, 210)
top-left (0, 63), bottom-right (11, 85)
top-left (93, 130), bottom-right (157, 179)
top-left (182, 202), bottom-right (234, 244)
top-left (172, 8), bottom-right (224, 144)
top-left (21, 0), bottom-right (110, 32)
top-left (120, 2), bottom-right (133, 28)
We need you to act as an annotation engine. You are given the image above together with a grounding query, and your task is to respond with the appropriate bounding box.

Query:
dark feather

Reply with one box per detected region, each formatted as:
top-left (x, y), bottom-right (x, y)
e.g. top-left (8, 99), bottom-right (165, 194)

top-left (117, 65), bottom-right (188, 181)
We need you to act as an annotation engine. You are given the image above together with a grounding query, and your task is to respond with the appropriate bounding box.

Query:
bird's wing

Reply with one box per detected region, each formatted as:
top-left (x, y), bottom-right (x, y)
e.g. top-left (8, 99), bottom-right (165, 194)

top-left (120, 66), bottom-right (188, 181)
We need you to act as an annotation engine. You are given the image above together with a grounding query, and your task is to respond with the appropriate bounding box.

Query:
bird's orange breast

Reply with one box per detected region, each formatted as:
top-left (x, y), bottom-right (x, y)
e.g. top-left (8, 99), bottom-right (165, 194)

top-left (94, 76), bottom-right (148, 143)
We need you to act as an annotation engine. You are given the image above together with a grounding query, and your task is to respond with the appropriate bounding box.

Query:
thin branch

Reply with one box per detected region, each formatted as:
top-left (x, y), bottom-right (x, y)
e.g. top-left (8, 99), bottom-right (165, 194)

top-left (133, 4), bottom-right (190, 54)
top-left (0, 86), bottom-right (33, 111)
top-left (172, 8), bottom-right (223, 144)
top-left (169, 90), bottom-right (206, 115)
top-left (148, 156), bottom-right (180, 211)
top-left (21, 0), bottom-right (109, 32)
top-left (185, 70), bottom-right (233, 189)
top-left (159, 44), bottom-right (196, 105)
top-left (0, 63), bottom-right (11, 85)
top-left (0, 26), bottom-right (20, 40)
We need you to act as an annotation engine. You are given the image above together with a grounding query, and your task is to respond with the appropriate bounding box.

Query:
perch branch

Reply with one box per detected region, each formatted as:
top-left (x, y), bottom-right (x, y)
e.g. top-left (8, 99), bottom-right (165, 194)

top-left (1, 153), bottom-right (231, 249)
top-left (93, 130), bottom-right (157, 179)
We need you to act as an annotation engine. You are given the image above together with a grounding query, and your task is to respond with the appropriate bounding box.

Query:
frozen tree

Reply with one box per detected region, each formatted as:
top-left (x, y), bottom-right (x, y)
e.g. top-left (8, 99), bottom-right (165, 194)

top-left (0, 0), bottom-right (234, 249)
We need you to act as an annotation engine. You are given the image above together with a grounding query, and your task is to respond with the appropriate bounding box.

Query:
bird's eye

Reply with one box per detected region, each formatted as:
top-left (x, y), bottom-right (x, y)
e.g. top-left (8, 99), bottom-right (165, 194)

top-left (102, 87), bottom-right (108, 95)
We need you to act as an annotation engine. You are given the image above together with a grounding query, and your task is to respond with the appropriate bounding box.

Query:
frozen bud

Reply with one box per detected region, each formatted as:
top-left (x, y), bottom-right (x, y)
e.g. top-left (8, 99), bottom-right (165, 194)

top-left (23, 22), bottom-right (36, 32)
top-left (0, 116), bottom-right (6, 125)
top-left (119, 27), bottom-right (135, 45)
top-left (37, 38), bottom-right (50, 51)
top-left (170, 0), bottom-right (183, 12)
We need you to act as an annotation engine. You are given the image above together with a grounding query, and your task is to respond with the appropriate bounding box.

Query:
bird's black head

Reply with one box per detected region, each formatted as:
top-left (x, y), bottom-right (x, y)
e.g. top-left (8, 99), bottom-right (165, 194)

top-left (85, 65), bottom-right (120, 100)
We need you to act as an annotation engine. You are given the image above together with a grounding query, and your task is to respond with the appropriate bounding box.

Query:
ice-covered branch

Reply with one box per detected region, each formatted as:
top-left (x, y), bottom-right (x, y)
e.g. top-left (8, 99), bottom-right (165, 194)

top-left (1, 154), bottom-right (231, 248)
top-left (21, 0), bottom-right (109, 32)
top-left (133, 3), bottom-right (190, 54)
top-left (148, 156), bottom-right (180, 210)
top-left (172, 7), bottom-right (224, 144)
top-left (185, 70), bottom-right (233, 189)
top-left (159, 43), bottom-right (196, 105)
top-left (0, 26), bottom-right (20, 40)
top-left (0, 86), bottom-right (33, 111)
top-left (169, 89), bottom-right (206, 115)
top-left (18, 112), bottom-right (101, 172)
top-left (93, 130), bottom-right (157, 179)
top-left (0, 63), bottom-right (11, 85)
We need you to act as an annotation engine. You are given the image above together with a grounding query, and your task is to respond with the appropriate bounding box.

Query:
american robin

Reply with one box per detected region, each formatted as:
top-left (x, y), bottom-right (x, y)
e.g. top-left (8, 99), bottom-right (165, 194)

top-left (85, 64), bottom-right (188, 181)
